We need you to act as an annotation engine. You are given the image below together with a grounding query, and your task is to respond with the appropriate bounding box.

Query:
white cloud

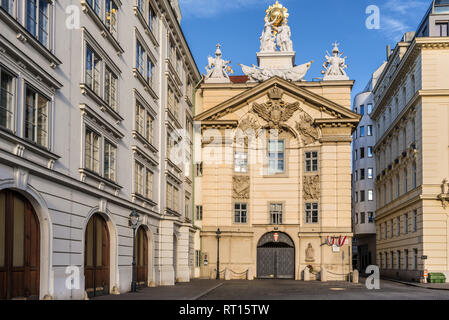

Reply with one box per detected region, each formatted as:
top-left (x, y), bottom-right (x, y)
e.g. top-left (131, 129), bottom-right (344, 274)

top-left (179, 0), bottom-right (273, 18)
top-left (380, 0), bottom-right (430, 41)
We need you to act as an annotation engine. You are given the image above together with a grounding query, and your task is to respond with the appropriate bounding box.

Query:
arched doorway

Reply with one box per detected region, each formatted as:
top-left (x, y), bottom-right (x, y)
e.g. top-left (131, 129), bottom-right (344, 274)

top-left (0, 189), bottom-right (40, 300)
top-left (257, 232), bottom-right (295, 279)
top-left (136, 226), bottom-right (148, 287)
top-left (84, 213), bottom-right (110, 298)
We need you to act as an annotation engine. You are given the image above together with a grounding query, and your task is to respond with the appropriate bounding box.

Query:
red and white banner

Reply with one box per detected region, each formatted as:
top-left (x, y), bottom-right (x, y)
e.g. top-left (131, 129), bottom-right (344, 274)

top-left (326, 236), bottom-right (347, 247)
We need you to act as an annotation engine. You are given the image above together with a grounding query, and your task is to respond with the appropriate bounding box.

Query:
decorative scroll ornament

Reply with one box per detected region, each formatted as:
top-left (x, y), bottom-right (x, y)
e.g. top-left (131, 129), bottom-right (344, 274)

top-left (296, 112), bottom-right (320, 146)
top-left (303, 175), bottom-right (320, 201)
top-left (205, 44), bottom-right (233, 83)
top-left (321, 42), bottom-right (349, 80)
top-left (232, 176), bottom-right (250, 199)
top-left (252, 86), bottom-right (299, 129)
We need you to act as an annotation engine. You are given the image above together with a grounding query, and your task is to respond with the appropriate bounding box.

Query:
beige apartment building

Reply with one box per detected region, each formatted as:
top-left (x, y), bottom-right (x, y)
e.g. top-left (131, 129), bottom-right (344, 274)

top-left (373, 1), bottom-right (449, 282)
top-left (193, 2), bottom-right (360, 280)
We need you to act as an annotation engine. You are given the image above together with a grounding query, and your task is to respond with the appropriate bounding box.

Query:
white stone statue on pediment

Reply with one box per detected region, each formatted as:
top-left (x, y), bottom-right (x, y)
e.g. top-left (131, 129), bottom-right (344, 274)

top-left (275, 18), bottom-right (293, 52)
top-left (205, 44), bottom-right (233, 83)
top-left (260, 16), bottom-right (277, 52)
top-left (321, 42), bottom-right (349, 80)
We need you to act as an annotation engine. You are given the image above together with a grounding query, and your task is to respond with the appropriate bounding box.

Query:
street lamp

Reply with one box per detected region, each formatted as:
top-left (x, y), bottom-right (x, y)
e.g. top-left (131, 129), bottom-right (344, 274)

top-left (129, 209), bottom-right (140, 292)
top-left (216, 228), bottom-right (221, 280)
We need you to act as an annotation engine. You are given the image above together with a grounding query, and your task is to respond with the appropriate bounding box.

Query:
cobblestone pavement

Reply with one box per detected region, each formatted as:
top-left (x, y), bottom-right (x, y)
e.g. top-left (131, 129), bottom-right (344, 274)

top-left (92, 278), bottom-right (449, 300)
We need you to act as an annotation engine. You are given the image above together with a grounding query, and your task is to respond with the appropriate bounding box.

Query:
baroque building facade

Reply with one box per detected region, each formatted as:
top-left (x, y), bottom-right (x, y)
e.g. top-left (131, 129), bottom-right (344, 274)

top-left (373, 0), bottom-right (449, 282)
top-left (351, 62), bottom-right (385, 271)
top-left (0, 0), bottom-right (200, 299)
top-left (194, 2), bottom-right (359, 281)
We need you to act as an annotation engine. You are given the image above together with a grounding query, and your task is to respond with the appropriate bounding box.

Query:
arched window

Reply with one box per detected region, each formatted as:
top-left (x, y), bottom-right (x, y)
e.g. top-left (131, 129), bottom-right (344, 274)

top-left (404, 168), bottom-right (408, 194)
top-left (412, 163), bottom-right (417, 188)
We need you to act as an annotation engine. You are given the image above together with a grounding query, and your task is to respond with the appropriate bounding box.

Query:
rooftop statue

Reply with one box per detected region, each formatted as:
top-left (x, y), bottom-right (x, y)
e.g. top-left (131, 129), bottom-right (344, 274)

top-left (239, 61), bottom-right (313, 82)
top-left (205, 44), bottom-right (233, 83)
top-left (260, 1), bottom-right (293, 52)
top-left (321, 42), bottom-right (349, 80)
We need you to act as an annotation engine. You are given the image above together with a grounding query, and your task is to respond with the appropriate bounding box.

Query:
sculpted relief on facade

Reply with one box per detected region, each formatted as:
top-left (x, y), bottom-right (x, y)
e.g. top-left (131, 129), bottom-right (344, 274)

top-left (303, 175), bottom-right (320, 201)
top-left (233, 176), bottom-right (250, 199)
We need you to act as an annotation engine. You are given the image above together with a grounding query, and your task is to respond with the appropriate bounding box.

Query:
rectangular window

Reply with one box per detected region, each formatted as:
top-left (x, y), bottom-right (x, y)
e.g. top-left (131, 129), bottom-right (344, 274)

top-left (367, 103), bottom-right (373, 115)
top-left (367, 125), bottom-right (373, 136)
top-left (367, 168), bottom-right (373, 179)
top-left (367, 146), bottom-right (373, 158)
top-left (104, 67), bottom-right (117, 110)
top-left (397, 217), bottom-right (401, 236)
top-left (360, 168), bottom-right (365, 180)
top-left (136, 41), bottom-right (145, 76)
top-left (360, 147), bottom-right (365, 159)
top-left (234, 151), bottom-right (248, 173)
top-left (404, 213), bottom-right (409, 234)
top-left (390, 252), bottom-right (394, 269)
top-left (368, 190), bottom-right (373, 201)
top-left (26, 0), bottom-right (50, 47)
top-left (85, 46), bottom-right (101, 95)
top-left (397, 251), bottom-right (401, 270)
top-left (145, 169), bottom-right (153, 200)
top-left (270, 203), bottom-right (283, 225)
top-left (25, 86), bottom-right (49, 148)
top-left (196, 162), bottom-right (203, 177)
top-left (0, 69), bottom-right (14, 130)
top-left (146, 57), bottom-right (154, 87)
top-left (359, 126), bottom-right (365, 137)
top-left (195, 250), bottom-right (201, 268)
top-left (135, 162), bottom-right (144, 195)
top-left (268, 140), bottom-right (285, 174)
top-left (413, 249), bottom-right (418, 270)
top-left (103, 140), bottom-right (116, 181)
top-left (305, 151), bottom-right (318, 172)
top-left (234, 203), bottom-right (248, 224)
top-left (368, 212), bottom-right (374, 223)
top-left (87, 0), bottom-right (101, 15)
top-left (360, 212), bottom-right (365, 224)
top-left (135, 102), bottom-right (145, 136)
top-left (360, 105), bottom-right (365, 115)
top-left (413, 210), bottom-right (417, 232)
top-left (146, 112), bottom-right (154, 144)
top-left (85, 128), bottom-right (100, 174)
top-left (173, 187), bottom-right (179, 212)
top-left (437, 22), bottom-right (449, 37)
top-left (305, 203), bottom-right (319, 224)
top-left (105, 0), bottom-right (118, 37)
top-left (148, 3), bottom-right (157, 33)
top-left (360, 190), bottom-right (365, 202)
top-left (196, 205), bottom-right (203, 221)
top-left (390, 220), bottom-right (394, 238)
top-left (167, 87), bottom-right (175, 114)
top-left (1, 0), bottom-right (14, 15)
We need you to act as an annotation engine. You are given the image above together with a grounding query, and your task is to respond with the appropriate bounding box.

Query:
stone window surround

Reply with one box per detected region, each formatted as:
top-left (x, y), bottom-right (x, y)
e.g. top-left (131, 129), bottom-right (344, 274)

top-left (131, 147), bottom-right (157, 207)
top-left (133, 0), bottom-right (160, 48)
top-left (132, 88), bottom-right (158, 153)
top-left (80, 28), bottom-right (123, 123)
top-left (232, 202), bottom-right (248, 225)
top-left (304, 202), bottom-right (319, 224)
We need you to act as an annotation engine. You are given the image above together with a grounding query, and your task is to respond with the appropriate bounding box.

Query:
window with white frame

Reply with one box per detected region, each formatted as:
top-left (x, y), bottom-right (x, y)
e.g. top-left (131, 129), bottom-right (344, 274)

top-left (148, 3), bottom-right (157, 33)
top-left (367, 168), bottom-right (373, 179)
top-left (195, 250), bottom-right (201, 268)
top-left (305, 151), bottom-right (318, 172)
top-left (367, 125), bottom-right (373, 136)
top-left (146, 56), bottom-right (154, 87)
top-left (0, 68), bottom-right (15, 131)
top-left (135, 161), bottom-right (144, 195)
top-left (136, 40), bottom-right (145, 76)
top-left (367, 103), bottom-right (373, 115)
top-left (87, 0), bottom-right (101, 16)
top-left (305, 203), bottom-right (319, 224)
top-left (105, 0), bottom-right (118, 37)
top-left (166, 182), bottom-right (179, 212)
top-left (167, 86), bottom-right (175, 115)
top-left (145, 168), bottom-right (153, 200)
top-left (368, 190), bottom-right (373, 201)
top-left (0, 0), bottom-right (14, 15)
top-left (234, 151), bottom-right (248, 173)
top-left (104, 67), bottom-right (117, 110)
top-left (268, 140), bottom-right (285, 174)
top-left (85, 45), bottom-right (102, 95)
top-left (26, 0), bottom-right (50, 48)
top-left (103, 140), bottom-right (116, 181)
top-left (84, 128), bottom-right (101, 174)
top-left (270, 203), bottom-right (283, 224)
top-left (24, 85), bottom-right (49, 148)
top-left (135, 102), bottom-right (154, 144)
top-left (234, 203), bottom-right (248, 224)
top-left (196, 205), bottom-right (203, 221)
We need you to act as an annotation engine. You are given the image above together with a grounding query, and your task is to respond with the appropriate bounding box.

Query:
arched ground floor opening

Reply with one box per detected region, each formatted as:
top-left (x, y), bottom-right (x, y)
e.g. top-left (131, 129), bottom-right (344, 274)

top-left (257, 232), bottom-right (295, 279)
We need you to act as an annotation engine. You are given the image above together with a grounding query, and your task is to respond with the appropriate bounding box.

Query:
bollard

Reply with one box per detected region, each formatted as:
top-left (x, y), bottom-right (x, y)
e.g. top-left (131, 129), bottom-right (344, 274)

top-left (247, 267), bottom-right (254, 281)
top-left (320, 266), bottom-right (327, 282)
top-left (352, 269), bottom-right (359, 284)
top-left (304, 266), bottom-right (310, 281)
top-left (224, 268), bottom-right (231, 281)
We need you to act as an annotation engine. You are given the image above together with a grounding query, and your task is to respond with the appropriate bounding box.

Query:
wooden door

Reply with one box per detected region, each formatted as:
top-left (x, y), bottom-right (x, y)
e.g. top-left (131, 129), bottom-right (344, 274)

top-left (136, 227), bottom-right (148, 286)
top-left (84, 214), bottom-right (110, 298)
top-left (0, 190), bottom-right (40, 300)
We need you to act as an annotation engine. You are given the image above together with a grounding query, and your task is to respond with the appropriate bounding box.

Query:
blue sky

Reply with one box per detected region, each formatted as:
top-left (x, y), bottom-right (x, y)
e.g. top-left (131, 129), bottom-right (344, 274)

top-left (179, 0), bottom-right (431, 99)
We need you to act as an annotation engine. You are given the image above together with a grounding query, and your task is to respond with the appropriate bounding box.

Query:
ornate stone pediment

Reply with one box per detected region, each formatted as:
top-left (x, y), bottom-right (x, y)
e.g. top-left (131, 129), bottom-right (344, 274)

top-left (233, 176), bottom-right (250, 199)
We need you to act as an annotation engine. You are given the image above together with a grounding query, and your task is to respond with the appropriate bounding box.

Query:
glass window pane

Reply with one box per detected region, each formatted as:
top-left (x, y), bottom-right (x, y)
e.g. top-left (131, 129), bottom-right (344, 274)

top-left (0, 70), bottom-right (14, 130)
top-left (26, 0), bottom-right (37, 36)
top-left (37, 94), bottom-right (48, 147)
top-left (25, 88), bottom-right (36, 142)
top-left (13, 195), bottom-right (24, 267)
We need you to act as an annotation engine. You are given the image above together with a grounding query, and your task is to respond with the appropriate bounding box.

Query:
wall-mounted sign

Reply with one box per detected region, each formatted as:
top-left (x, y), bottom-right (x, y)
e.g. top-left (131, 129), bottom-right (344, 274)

top-left (422, 255), bottom-right (428, 260)
top-left (273, 233), bottom-right (279, 242)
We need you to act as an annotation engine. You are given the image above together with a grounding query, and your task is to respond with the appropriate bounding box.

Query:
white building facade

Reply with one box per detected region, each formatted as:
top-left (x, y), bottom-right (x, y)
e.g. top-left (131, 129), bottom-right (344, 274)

top-left (351, 63), bottom-right (385, 271)
top-left (0, 0), bottom-right (200, 300)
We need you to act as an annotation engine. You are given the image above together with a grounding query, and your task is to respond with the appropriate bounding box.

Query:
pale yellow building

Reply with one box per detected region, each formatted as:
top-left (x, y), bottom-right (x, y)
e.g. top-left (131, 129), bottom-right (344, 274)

top-left (193, 68), bottom-right (360, 280)
top-left (373, 1), bottom-right (449, 282)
